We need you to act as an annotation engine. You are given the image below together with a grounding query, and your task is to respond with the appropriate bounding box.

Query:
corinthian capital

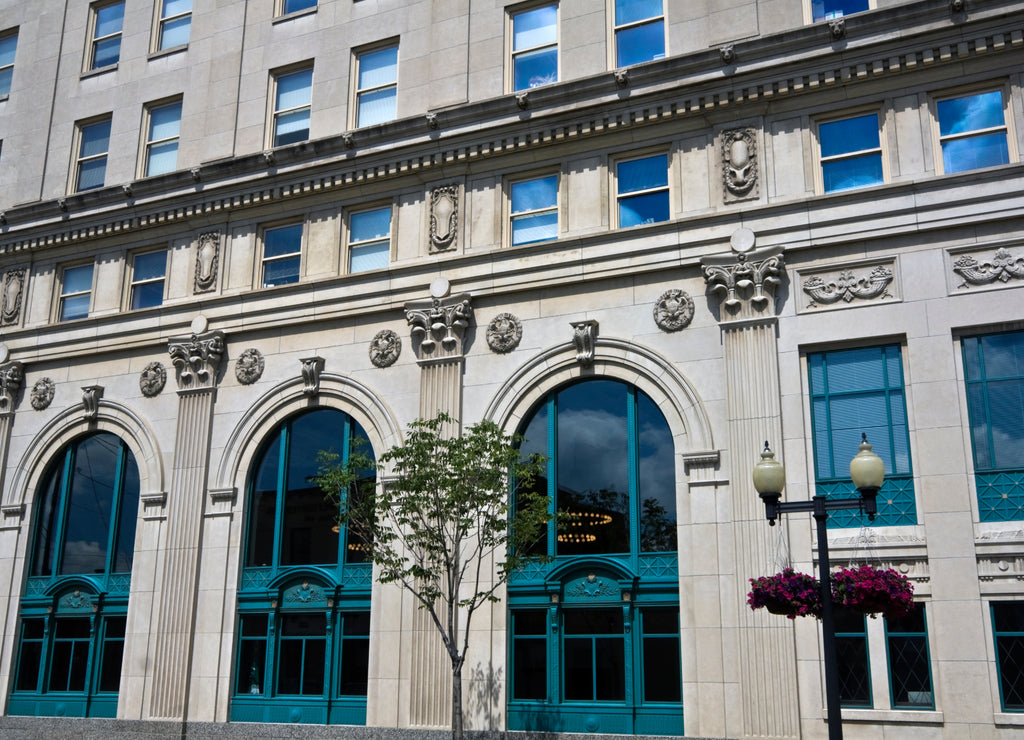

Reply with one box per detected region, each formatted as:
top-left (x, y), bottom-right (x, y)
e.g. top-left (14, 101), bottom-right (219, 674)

top-left (405, 293), bottom-right (473, 360)
top-left (701, 229), bottom-right (785, 319)
top-left (168, 330), bottom-right (226, 389)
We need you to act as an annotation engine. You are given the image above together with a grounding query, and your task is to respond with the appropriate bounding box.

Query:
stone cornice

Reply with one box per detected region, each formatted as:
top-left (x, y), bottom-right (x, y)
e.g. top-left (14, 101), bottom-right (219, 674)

top-left (0, 1), bottom-right (1020, 253)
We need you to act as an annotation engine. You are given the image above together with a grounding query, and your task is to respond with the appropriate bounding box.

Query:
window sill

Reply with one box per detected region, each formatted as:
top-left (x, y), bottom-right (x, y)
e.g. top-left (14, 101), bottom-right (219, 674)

top-left (273, 7), bottom-right (317, 24)
top-left (148, 44), bottom-right (187, 61)
top-left (995, 712), bottom-right (1024, 726)
top-left (81, 63), bottom-right (117, 80)
top-left (841, 708), bottom-right (943, 724)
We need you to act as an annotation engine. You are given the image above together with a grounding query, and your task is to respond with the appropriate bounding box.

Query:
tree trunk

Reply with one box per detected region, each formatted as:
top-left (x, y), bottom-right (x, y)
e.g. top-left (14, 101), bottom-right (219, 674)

top-left (451, 659), bottom-right (464, 740)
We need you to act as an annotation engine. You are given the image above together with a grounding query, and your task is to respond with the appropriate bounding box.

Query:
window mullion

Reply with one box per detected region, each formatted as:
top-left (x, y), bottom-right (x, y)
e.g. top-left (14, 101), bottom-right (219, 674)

top-left (338, 419), bottom-right (351, 565)
top-left (51, 447), bottom-right (75, 576)
top-left (627, 385), bottom-right (640, 561)
top-left (103, 444), bottom-right (128, 578)
top-left (272, 426), bottom-right (289, 572)
top-left (547, 394), bottom-right (557, 556)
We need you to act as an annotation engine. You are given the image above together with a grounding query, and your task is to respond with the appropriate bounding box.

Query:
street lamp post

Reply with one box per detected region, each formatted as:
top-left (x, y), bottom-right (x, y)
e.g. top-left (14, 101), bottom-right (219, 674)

top-left (752, 434), bottom-right (885, 740)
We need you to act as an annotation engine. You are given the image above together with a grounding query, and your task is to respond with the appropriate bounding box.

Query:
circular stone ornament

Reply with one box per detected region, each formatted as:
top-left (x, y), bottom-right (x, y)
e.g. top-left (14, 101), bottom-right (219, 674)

top-left (653, 289), bottom-right (695, 332)
top-left (31, 377), bottom-right (55, 410)
top-left (486, 313), bottom-right (523, 353)
top-left (139, 361), bottom-right (167, 397)
top-left (235, 348), bottom-right (265, 385)
top-left (369, 329), bottom-right (401, 368)
top-left (190, 314), bottom-right (209, 335)
top-left (730, 227), bottom-right (756, 253)
top-left (429, 277), bottom-right (451, 299)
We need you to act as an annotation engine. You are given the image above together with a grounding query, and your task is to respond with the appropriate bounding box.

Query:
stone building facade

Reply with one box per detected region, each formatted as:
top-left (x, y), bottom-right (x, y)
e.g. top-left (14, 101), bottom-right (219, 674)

top-left (0, 0), bottom-right (1020, 738)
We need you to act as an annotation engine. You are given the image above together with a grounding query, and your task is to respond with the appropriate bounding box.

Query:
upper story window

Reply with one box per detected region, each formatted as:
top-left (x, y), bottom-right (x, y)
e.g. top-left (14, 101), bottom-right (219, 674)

top-left (510, 174), bottom-right (557, 246)
top-left (348, 206), bottom-right (391, 273)
top-left (613, 0), bottom-right (664, 68)
top-left (808, 344), bottom-right (915, 527)
top-left (271, 66), bottom-right (312, 147)
top-left (279, 0), bottom-right (317, 15)
top-left (616, 152), bottom-right (669, 227)
top-left (156, 0), bottom-right (191, 50)
top-left (818, 111), bottom-right (884, 193)
top-left (129, 249), bottom-right (167, 309)
top-left (143, 99), bottom-right (182, 177)
top-left (0, 30), bottom-right (17, 97)
top-left (510, 4), bottom-right (557, 92)
top-left (962, 330), bottom-right (1024, 521)
top-left (992, 601), bottom-right (1024, 712)
top-left (75, 117), bottom-right (112, 192)
top-left (354, 44), bottom-right (397, 128)
top-left (936, 88), bottom-right (1011, 175)
top-left (812, 0), bottom-right (869, 20)
top-left (89, 1), bottom-right (124, 70)
top-left (262, 223), bottom-right (303, 287)
top-left (58, 263), bottom-right (94, 321)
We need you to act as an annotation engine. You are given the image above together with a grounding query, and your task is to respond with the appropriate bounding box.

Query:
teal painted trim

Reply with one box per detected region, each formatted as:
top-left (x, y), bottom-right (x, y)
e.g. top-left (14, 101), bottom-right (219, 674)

top-left (7, 694), bottom-right (118, 718)
top-left (991, 602), bottom-right (1024, 712)
top-left (506, 704), bottom-right (684, 735)
top-left (271, 424), bottom-right (288, 570)
top-left (836, 613), bottom-right (872, 708)
top-left (884, 605), bottom-right (934, 709)
top-left (626, 386), bottom-right (639, 574)
top-left (547, 393), bottom-right (557, 556)
top-left (102, 444), bottom-right (127, 577)
top-left (817, 475), bottom-right (916, 528)
top-left (976, 470), bottom-right (1024, 522)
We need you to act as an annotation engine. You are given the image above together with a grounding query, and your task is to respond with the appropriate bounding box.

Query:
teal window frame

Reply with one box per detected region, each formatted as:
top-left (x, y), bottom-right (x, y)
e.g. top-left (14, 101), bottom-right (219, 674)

top-left (885, 603), bottom-right (934, 709)
top-left (10, 433), bottom-right (138, 718)
top-left (962, 330), bottom-right (1024, 521)
top-left (993, 601), bottom-right (1024, 711)
top-left (835, 608), bottom-right (871, 707)
top-left (808, 344), bottom-right (916, 527)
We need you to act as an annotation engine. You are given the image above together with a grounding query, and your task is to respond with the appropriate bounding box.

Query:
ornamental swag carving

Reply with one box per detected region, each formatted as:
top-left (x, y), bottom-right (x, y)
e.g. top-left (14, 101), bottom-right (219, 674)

top-left (953, 247), bottom-right (1024, 289)
top-left (194, 231), bottom-right (221, 293)
top-left (486, 313), bottom-right (523, 353)
top-left (369, 329), bottom-right (401, 368)
top-left (2, 268), bottom-right (25, 325)
top-left (653, 289), bottom-right (695, 332)
top-left (139, 362), bottom-right (167, 397)
top-left (429, 184), bottom-right (459, 252)
top-left (802, 265), bottom-right (894, 307)
top-left (722, 128), bottom-right (758, 199)
top-left (167, 331), bottom-right (225, 388)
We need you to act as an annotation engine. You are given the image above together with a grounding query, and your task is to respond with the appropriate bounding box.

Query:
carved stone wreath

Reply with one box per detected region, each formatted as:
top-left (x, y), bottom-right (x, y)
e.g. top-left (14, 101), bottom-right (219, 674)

top-left (235, 348), bottom-right (265, 385)
top-left (486, 313), bottom-right (523, 353)
top-left (139, 361), bottom-right (167, 397)
top-left (369, 329), bottom-right (401, 368)
top-left (31, 377), bottom-right (55, 410)
top-left (653, 289), bottom-right (695, 332)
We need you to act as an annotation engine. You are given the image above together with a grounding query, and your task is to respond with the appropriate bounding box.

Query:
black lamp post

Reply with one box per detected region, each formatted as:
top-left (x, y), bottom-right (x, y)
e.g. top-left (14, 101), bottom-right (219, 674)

top-left (752, 433), bottom-right (885, 740)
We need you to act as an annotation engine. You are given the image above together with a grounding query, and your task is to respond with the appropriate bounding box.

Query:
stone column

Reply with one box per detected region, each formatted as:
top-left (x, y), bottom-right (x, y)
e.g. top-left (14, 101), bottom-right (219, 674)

top-left (147, 325), bottom-right (224, 720)
top-left (0, 355), bottom-right (24, 706)
top-left (702, 231), bottom-right (799, 739)
top-left (400, 278), bottom-right (473, 727)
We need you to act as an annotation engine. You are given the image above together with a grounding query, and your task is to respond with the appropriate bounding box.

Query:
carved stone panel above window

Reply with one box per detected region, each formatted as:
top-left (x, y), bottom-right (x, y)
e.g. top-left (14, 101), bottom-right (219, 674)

top-left (796, 258), bottom-right (899, 313)
top-left (948, 244), bottom-right (1024, 294)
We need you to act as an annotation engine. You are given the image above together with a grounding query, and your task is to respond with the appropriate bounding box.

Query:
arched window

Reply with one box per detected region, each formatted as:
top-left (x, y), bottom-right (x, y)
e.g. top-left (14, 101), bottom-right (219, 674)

top-left (232, 408), bottom-right (373, 725)
top-left (508, 379), bottom-right (682, 736)
top-left (10, 433), bottom-right (139, 718)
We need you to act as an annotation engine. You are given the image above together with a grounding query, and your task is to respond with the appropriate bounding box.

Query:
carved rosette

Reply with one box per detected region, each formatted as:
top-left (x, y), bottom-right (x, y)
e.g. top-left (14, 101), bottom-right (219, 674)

top-left (194, 231), bottom-right (221, 293)
top-left (802, 265), bottom-right (894, 308)
top-left (139, 362), bottom-right (167, 397)
top-left (405, 294), bottom-right (473, 358)
top-left (722, 128), bottom-right (758, 200)
top-left (167, 330), bottom-right (225, 389)
top-left (429, 184), bottom-right (459, 252)
top-left (702, 246), bottom-right (785, 316)
top-left (2, 268), bottom-right (25, 325)
top-left (235, 348), bottom-right (265, 385)
top-left (31, 378), bottom-right (55, 410)
top-left (653, 289), bottom-right (695, 332)
top-left (369, 330), bottom-right (401, 368)
top-left (0, 361), bottom-right (23, 412)
top-left (953, 247), bottom-right (1024, 289)
top-left (570, 320), bottom-right (598, 366)
top-left (300, 356), bottom-right (324, 395)
top-left (486, 313), bottom-right (523, 353)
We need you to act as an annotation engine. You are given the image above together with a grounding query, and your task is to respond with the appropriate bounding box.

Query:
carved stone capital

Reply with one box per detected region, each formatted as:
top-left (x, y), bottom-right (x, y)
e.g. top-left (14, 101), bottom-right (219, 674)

top-left (82, 385), bottom-right (104, 421)
top-left (702, 230), bottom-right (785, 318)
top-left (570, 320), bottom-right (598, 366)
top-left (300, 356), bottom-right (324, 395)
top-left (405, 294), bottom-right (473, 360)
top-left (168, 330), bottom-right (225, 389)
top-left (0, 361), bottom-right (23, 412)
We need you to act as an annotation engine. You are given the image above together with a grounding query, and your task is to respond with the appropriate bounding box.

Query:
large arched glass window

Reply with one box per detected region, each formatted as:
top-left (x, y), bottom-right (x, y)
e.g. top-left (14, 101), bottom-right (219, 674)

top-left (232, 408), bottom-right (373, 725)
top-left (508, 379), bottom-right (682, 736)
top-left (10, 432), bottom-right (139, 718)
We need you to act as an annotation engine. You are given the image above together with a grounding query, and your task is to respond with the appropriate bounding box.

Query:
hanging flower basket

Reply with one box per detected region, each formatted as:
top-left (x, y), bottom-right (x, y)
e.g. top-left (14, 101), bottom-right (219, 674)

top-left (831, 564), bottom-right (914, 620)
top-left (748, 568), bottom-right (823, 620)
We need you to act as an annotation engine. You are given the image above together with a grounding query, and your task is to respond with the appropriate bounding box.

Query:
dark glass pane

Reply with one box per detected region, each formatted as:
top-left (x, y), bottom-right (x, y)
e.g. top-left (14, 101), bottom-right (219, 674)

top-left (278, 614), bottom-right (326, 696)
top-left (343, 611), bottom-right (370, 636)
top-left (99, 618), bottom-right (125, 692)
top-left (247, 434), bottom-right (280, 567)
top-left (994, 602), bottom-right (1024, 632)
top-left (339, 635), bottom-right (369, 695)
top-left (281, 613), bottom-right (326, 636)
top-left (564, 608), bottom-right (623, 635)
top-left (643, 635), bottom-right (680, 702)
top-left (302, 640), bottom-right (326, 694)
top-left (241, 613), bottom-right (268, 637)
top-left (556, 382), bottom-right (629, 556)
top-left (31, 459), bottom-right (63, 577)
top-left (236, 615), bottom-right (268, 695)
top-left (643, 607), bottom-right (677, 634)
top-left (60, 435), bottom-right (119, 575)
top-left (131, 280), bottom-right (164, 310)
top-left (50, 619), bottom-right (91, 692)
top-left (998, 635), bottom-right (1024, 710)
top-left (513, 639), bottom-right (547, 700)
top-left (114, 448), bottom-right (139, 573)
top-left (834, 610), bottom-right (870, 708)
top-left (888, 634), bottom-right (930, 706)
top-left (595, 637), bottom-right (625, 700)
top-left (515, 610), bottom-right (546, 636)
top-left (15, 619), bottom-right (44, 692)
top-left (563, 637), bottom-right (594, 700)
top-left (887, 603), bottom-right (925, 634)
top-left (988, 379), bottom-right (1024, 468)
top-left (277, 640), bottom-right (303, 694)
top-left (638, 391), bottom-right (676, 552)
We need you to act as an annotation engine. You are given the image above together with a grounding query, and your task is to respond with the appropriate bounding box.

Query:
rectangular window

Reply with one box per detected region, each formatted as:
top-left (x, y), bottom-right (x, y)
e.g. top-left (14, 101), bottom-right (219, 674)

top-left (511, 610), bottom-right (547, 701)
top-left (59, 263), bottom-right (94, 321)
top-left (144, 100), bottom-right (182, 177)
top-left (0, 31), bottom-right (17, 98)
top-left (511, 5), bottom-right (557, 91)
top-left (818, 112), bottom-right (883, 193)
top-left (129, 250), bottom-right (167, 309)
top-left (835, 608), bottom-right (871, 707)
top-left (613, 0), bottom-right (664, 68)
top-left (49, 618), bottom-right (91, 692)
top-left (280, 0), bottom-right (317, 15)
top-left (617, 153), bottom-right (669, 227)
top-left (97, 617), bottom-right (126, 693)
top-left (885, 604), bottom-right (933, 708)
top-left (640, 607), bottom-right (681, 703)
top-left (75, 117), bottom-right (112, 192)
top-left (262, 223), bottom-right (302, 287)
top-left (937, 89), bottom-right (1011, 175)
top-left (808, 345), bottom-right (916, 527)
top-left (272, 67), bottom-right (312, 147)
top-left (348, 207), bottom-right (391, 273)
top-left (993, 601), bottom-right (1024, 712)
top-left (337, 611), bottom-right (370, 696)
top-left (563, 608), bottom-right (625, 701)
top-left (963, 330), bottom-right (1024, 521)
top-left (812, 0), bottom-right (869, 20)
top-left (156, 0), bottom-right (191, 50)
top-left (236, 614), bottom-right (269, 695)
top-left (14, 619), bottom-right (44, 692)
top-left (355, 44), bottom-right (397, 128)
top-left (511, 174), bottom-right (557, 245)
top-left (277, 613), bottom-right (326, 696)
top-left (89, 1), bottom-right (124, 70)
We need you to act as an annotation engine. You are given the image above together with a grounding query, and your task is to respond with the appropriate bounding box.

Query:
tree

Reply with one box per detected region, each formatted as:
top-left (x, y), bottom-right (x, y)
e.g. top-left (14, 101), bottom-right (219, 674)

top-left (315, 413), bottom-right (550, 740)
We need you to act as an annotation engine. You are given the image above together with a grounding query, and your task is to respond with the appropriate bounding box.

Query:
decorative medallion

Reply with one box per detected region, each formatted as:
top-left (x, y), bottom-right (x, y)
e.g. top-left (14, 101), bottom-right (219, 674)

top-left (59, 589), bottom-right (91, 611)
top-left (722, 128), bottom-right (758, 199)
top-left (653, 289), bottom-right (695, 332)
top-left (802, 266), bottom-right (894, 307)
top-left (235, 348), bottom-right (265, 385)
top-left (31, 377), bottom-right (55, 410)
top-left (953, 247), bottom-right (1024, 289)
top-left (139, 361), bottom-right (167, 397)
top-left (566, 573), bottom-right (615, 599)
top-left (2, 268), bottom-right (25, 325)
top-left (429, 184), bottom-right (459, 252)
top-left (369, 329), bottom-right (401, 368)
top-left (486, 313), bottom-right (523, 353)
top-left (194, 231), bottom-right (221, 293)
top-left (285, 580), bottom-right (324, 604)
